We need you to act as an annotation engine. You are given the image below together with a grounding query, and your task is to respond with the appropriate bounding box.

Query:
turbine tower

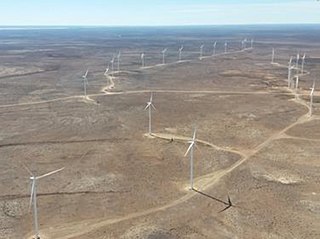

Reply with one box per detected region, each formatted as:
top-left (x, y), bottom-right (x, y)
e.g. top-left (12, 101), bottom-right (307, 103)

top-left (251, 38), bottom-right (254, 48)
top-left (295, 75), bottom-right (299, 98)
top-left (178, 45), bottom-right (183, 62)
top-left (82, 69), bottom-right (89, 97)
top-left (241, 39), bottom-right (245, 50)
top-left (309, 80), bottom-right (315, 116)
top-left (295, 53), bottom-right (300, 69)
top-left (199, 44), bottom-right (204, 59)
top-left (104, 63), bottom-right (110, 76)
top-left (224, 41), bottom-right (228, 54)
top-left (271, 48), bottom-right (275, 64)
top-left (212, 41), bottom-right (217, 56)
top-left (301, 53), bottom-right (306, 74)
top-left (244, 38), bottom-right (247, 49)
top-left (141, 53), bottom-right (145, 67)
top-left (161, 48), bottom-right (167, 65)
top-left (27, 167), bottom-right (64, 239)
top-left (184, 128), bottom-right (197, 190)
top-left (117, 51), bottom-right (121, 72)
top-left (144, 93), bottom-right (156, 135)
top-left (288, 57), bottom-right (294, 88)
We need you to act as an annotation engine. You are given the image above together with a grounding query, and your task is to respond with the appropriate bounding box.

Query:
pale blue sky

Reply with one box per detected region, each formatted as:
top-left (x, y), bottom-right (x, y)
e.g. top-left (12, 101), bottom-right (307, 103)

top-left (0, 0), bottom-right (319, 26)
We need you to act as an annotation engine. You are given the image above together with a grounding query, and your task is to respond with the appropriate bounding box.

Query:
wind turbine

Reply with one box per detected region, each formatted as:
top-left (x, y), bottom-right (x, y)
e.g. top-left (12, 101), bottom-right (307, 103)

top-left (178, 45), bottom-right (184, 62)
top-left (309, 80), bottom-right (315, 116)
top-left (104, 63), bottom-right (110, 76)
top-left (250, 38), bottom-right (254, 48)
top-left (117, 51), bottom-right (121, 72)
top-left (301, 53), bottom-right (306, 74)
top-left (184, 128), bottom-right (197, 190)
top-left (27, 166), bottom-right (64, 239)
top-left (141, 53), bottom-right (145, 67)
top-left (295, 75), bottom-right (299, 98)
top-left (271, 48), bottom-right (275, 64)
top-left (199, 44), bottom-right (204, 59)
top-left (295, 53), bottom-right (300, 69)
top-left (224, 41), bottom-right (228, 54)
top-left (161, 48), bottom-right (167, 64)
top-left (212, 41), bottom-right (217, 56)
top-left (241, 39), bottom-right (245, 50)
top-left (82, 69), bottom-right (89, 97)
top-left (244, 38), bottom-right (247, 49)
top-left (288, 57), bottom-right (294, 88)
top-left (144, 93), bottom-right (156, 135)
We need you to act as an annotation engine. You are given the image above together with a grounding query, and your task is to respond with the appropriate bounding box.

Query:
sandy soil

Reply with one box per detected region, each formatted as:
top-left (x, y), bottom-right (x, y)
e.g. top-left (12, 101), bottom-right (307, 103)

top-left (0, 26), bottom-right (319, 239)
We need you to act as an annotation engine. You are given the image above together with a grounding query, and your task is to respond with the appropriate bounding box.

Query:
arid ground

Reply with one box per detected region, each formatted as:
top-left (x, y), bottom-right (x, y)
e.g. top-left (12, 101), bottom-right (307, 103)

top-left (0, 25), bottom-right (320, 239)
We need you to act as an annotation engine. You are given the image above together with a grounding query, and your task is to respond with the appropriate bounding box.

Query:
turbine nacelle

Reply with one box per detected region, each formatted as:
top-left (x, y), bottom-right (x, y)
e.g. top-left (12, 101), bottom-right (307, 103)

top-left (310, 81), bottom-right (316, 95)
top-left (145, 93), bottom-right (156, 110)
top-left (82, 69), bottom-right (89, 79)
top-left (184, 128), bottom-right (197, 157)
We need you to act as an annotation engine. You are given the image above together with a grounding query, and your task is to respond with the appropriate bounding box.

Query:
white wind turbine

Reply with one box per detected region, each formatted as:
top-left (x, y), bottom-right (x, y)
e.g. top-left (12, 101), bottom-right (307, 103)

top-left (295, 53), bottom-right (300, 69)
top-left (117, 51), bottom-right (121, 72)
top-left (178, 45), bottom-right (184, 62)
top-left (250, 38), bottom-right (254, 48)
top-left (82, 69), bottom-right (89, 97)
top-left (295, 75), bottom-right (299, 98)
top-left (271, 48), bottom-right (275, 64)
top-left (161, 48), bottom-right (168, 65)
top-left (301, 53), bottom-right (306, 74)
top-left (27, 166), bottom-right (64, 239)
top-left (141, 53), bottom-right (145, 67)
top-left (144, 93), bottom-right (156, 135)
top-left (241, 39), bottom-right (245, 50)
top-left (309, 80), bottom-right (315, 116)
top-left (104, 63), bottom-right (110, 76)
top-left (288, 57), bottom-right (294, 88)
top-left (184, 128), bottom-right (197, 190)
top-left (224, 41), bottom-right (228, 53)
top-left (212, 41), bottom-right (217, 56)
top-left (199, 44), bottom-right (204, 59)
top-left (244, 38), bottom-right (247, 49)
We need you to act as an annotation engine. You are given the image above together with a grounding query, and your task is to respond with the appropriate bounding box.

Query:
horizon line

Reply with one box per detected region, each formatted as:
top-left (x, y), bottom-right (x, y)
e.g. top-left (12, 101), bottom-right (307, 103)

top-left (0, 23), bottom-right (320, 28)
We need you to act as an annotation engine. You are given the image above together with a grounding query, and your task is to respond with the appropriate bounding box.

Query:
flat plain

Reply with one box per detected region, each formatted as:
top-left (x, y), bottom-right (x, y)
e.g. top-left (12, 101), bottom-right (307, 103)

top-left (0, 25), bottom-right (319, 239)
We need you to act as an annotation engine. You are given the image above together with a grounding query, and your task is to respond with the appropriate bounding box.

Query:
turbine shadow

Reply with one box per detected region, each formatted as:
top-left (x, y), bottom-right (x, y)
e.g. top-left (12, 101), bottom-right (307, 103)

top-left (193, 188), bottom-right (233, 213)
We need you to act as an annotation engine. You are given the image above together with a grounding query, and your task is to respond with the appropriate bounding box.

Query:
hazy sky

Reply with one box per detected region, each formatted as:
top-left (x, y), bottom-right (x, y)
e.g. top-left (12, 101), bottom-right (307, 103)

top-left (0, 0), bottom-right (320, 26)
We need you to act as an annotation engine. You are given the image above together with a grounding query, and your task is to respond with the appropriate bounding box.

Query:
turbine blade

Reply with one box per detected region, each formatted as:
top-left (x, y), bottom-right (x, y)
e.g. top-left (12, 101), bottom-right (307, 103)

top-left (151, 103), bottom-right (156, 110)
top-left (192, 128), bottom-right (197, 141)
top-left (184, 142), bottom-right (194, 157)
top-left (36, 167), bottom-right (64, 180)
top-left (23, 164), bottom-right (33, 177)
top-left (144, 102), bottom-right (151, 110)
top-left (150, 93), bottom-right (153, 102)
top-left (84, 69), bottom-right (88, 78)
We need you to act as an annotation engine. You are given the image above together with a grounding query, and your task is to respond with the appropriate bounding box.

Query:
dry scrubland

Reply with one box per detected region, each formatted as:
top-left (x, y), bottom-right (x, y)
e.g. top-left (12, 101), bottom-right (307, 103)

top-left (0, 26), bottom-right (319, 238)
